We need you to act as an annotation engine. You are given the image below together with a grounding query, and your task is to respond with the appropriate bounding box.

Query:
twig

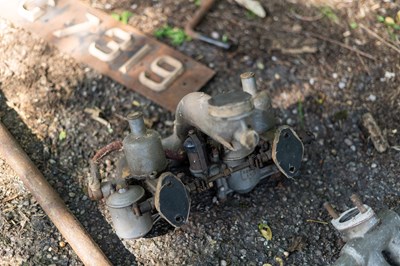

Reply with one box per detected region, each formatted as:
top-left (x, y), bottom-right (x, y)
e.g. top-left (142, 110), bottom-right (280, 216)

top-left (356, 52), bottom-right (371, 75)
top-left (305, 31), bottom-right (376, 60)
top-left (306, 219), bottom-right (328, 225)
top-left (359, 24), bottom-right (400, 55)
top-left (216, 14), bottom-right (376, 60)
top-left (288, 10), bottom-right (323, 22)
top-left (1, 193), bottom-right (21, 203)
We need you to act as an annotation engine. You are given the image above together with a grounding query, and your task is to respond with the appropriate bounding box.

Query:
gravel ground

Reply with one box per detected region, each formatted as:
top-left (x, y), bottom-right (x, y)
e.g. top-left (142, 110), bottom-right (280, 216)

top-left (1, 0), bottom-right (400, 265)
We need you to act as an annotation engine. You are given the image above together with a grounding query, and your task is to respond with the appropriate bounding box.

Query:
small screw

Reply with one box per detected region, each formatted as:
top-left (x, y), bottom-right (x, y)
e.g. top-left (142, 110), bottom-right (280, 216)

top-left (350, 194), bottom-right (367, 214)
top-left (324, 202), bottom-right (339, 219)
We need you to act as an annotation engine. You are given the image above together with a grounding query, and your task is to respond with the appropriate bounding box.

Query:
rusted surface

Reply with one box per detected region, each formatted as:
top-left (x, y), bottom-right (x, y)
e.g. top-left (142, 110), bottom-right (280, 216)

top-left (0, 121), bottom-right (112, 266)
top-left (184, 0), bottom-right (231, 49)
top-left (89, 140), bottom-right (123, 200)
top-left (0, 0), bottom-right (215, 111)
top-left (92, 140), bottom-right (123, 163)
top-left (185, 0), bottom-right (216, 39)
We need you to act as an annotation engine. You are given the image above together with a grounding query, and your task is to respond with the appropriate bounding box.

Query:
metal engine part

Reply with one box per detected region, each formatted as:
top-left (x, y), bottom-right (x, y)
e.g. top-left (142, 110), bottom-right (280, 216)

top-left (325, 194), bottom-right (400, 266)
top-left (88, 72), bottom-right (305, 239)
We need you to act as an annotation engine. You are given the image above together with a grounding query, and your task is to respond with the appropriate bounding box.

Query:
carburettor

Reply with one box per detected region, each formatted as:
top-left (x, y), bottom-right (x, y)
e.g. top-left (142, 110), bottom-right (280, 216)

top-left (325, 195), bottom-right (400, 266)
top-left (87, 72), bottom-right (304, 239)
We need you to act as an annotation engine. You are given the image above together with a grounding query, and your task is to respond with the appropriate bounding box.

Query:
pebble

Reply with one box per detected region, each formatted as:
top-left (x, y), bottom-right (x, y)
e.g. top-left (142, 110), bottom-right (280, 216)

top-left (344, 139), bottom-right (353, 146)
top-left (367, 94), bottom-right (377, 101)
top-left (256, 61), bottom-right (264, 70)
top-left (68, 192), bottom-right (76, 198)
top-left (220, 260), bottom-right (227, 266)
top-left (309, 78), bottom-right (315, 85)
top-left (271, 56), bottom-right (277, 61)
top-left (350, 145), bottom-right (356, 151)
top-left (338, 81), bottom-right (346, 89)
top-left (371, 163), bottom-right (377, 168)
top-left (332, 73), bottom-right (338, 79)
top-left (59, 241), bottom-right (66, 248)
top-left (211, 31), bottom-right (220, 40)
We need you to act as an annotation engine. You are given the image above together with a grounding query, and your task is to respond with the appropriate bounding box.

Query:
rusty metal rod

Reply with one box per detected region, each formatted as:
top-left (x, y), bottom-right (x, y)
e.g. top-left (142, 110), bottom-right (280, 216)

top-left (0, 121), bottom-right (112, 266)
top-left (185, 0), bottom-right (231, 49)
top-left (324, 202), bottom-right (339, 219)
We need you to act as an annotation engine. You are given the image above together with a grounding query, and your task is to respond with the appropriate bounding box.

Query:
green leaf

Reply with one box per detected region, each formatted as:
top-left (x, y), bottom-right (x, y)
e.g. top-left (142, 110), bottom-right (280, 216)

top-left (195, 0), bottom-right (201, 7)
top-left (121, 11), bottom-right (133, 24)
top-left (258, 223), bottom-right (272, 241)
top-left (111, 13), bottom-right (120, 21)
top-left (222, 34), bottom-right (228, 43)
top-left (59, 130), bottom-right (67, 141)
top-left (321, 6), bottom-right (338, 23)
top-left (153, 25), bottom-right (189, 46)
top-left (246, 10), bottom-right (257, 20)
top-left (377, 15), bottom-right (385, 22)
top-left (350, 22), bottom-right (358, 29)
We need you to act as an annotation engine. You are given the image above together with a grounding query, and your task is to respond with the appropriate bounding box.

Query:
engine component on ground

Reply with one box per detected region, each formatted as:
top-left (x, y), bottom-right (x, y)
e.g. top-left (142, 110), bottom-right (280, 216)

top-left (123, 112), bottom-right (167, 177)
top-left (88, 72), bottom-right (304, 239)
top-left (106, 185), bottom-right (153, 239)
top-left (0, 121), bottom-right (112, 266)
top-left (325, 194), bottom-right (400, 266)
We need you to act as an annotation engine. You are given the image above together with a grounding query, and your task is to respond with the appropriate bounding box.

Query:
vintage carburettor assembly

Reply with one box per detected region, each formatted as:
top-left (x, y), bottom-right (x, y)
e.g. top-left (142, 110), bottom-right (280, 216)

top-left (88, 72), bottom-right (304, 239)
top-left (325, 195), bottom-right (400, 266)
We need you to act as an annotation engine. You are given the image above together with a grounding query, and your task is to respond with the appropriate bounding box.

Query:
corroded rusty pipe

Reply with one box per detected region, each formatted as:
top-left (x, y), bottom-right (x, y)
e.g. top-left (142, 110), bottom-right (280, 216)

top-left (0, 121), bottom-right (112, 266)
top-left (185, 0), bottom-right (231, 49)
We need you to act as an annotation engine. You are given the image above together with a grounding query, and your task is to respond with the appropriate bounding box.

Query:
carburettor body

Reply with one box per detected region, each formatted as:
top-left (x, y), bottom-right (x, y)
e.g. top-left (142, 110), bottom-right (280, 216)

top-left (325, 195), bottom-right (400, 266)
top-left (87, 72), bottom-right (305, 239)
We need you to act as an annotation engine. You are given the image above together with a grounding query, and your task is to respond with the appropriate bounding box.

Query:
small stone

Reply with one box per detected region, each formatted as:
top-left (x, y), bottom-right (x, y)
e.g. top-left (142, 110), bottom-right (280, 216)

top-left (46, 254), bottom-right (52, 259)
top-left (274, 73), bottom-right (281, 80)
top-left (283, 251), bottom-right (289, 257)
top-left (271, 56), bottom-right (277, 61)
top-left (309, 78), bottom-right (315, 85)
top-left (220, 260), bottom-right (227, 266)
top-left (211, 31), bottom-right (220, 39)
top-left (68, 192), bottom-right (76, 198)
top-left (256, 61), bottom-right (265, 70)
top-left (367, 94), bottom-right (376, 101)
top-left (332, 73), bottom-right (338, 79)
top-left (350, 145), bottom-right (356, 151)
top-left (371, 163), bottom-right (377, 168)
top-left (338, 81), bottom-right (346, 89)
top-left (59, 241), bottom-right (66, 248)
top-left (344, 139), bottom-right (352, 146)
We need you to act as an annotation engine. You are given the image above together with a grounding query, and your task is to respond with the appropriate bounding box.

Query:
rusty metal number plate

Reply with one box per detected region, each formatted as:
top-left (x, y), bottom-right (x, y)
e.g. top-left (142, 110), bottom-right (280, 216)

top-left (0, 0), bottom-right (215, 111)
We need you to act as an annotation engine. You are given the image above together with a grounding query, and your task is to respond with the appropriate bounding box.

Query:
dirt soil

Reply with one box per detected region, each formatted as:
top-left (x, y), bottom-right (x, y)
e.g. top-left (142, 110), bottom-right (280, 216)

top-left (1, 0), bottom-right (400, 265)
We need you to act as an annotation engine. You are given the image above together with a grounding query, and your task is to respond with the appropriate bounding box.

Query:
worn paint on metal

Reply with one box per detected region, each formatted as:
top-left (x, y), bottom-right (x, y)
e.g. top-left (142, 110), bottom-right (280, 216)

top-left (0, 0), bottom-right (215, 111)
